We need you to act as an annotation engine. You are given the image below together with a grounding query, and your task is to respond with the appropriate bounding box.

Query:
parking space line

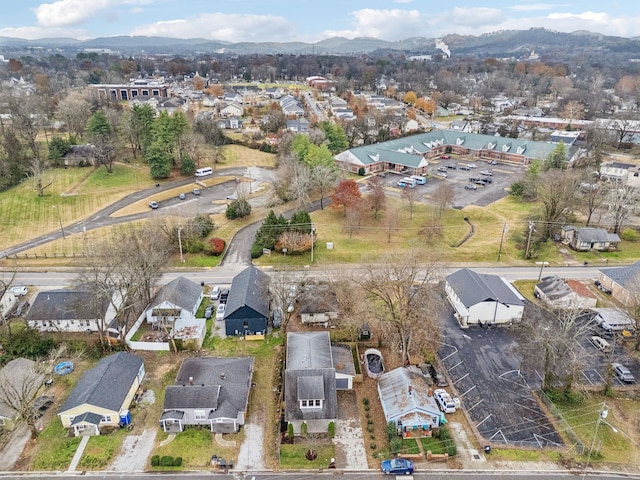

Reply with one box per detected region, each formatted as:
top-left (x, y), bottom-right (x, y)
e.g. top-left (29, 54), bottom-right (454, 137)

top-left (476, 414), bottom-right (493, 428)
top-left (449, 360), bottom-right (463, 370)
top-left (460, 384), bottom-right (477, 397)
top-left (489, 429), bottom-right (508, 444)
top-left (453, 372), bottom-right (469, 384)
top-left (467, 399), bottom-right (484, 412)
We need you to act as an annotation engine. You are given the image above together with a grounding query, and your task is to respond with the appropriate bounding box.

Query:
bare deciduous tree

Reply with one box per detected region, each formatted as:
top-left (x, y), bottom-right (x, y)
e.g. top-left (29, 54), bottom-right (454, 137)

top-left (432, 183), bottom-right (454, 218)
top-left (266, 271), bottom-right (308, 334)
top-left (366, 176), bottom-right (386, 219)
top-left (607, 185), bottom-right (637, 234)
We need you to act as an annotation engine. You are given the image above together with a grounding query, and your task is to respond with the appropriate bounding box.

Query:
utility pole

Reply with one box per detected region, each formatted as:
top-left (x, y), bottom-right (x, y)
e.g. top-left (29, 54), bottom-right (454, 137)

top-left (497, 222), bottom-right (506, 261)
top-left (525, 220), bottom-right (535, 259)
top-left (310, 224), bottom-right (315, 263)
top-left (178, 227), bottom-right (184, 263)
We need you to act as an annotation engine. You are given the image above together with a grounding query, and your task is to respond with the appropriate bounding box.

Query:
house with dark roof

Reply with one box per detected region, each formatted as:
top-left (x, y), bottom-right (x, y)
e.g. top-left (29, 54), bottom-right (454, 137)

top-left (299, 287), bottom-right (339, 326)
top-left (58, 352), bottom-right (145, 436)
top-left (445, 268), bottom-right (525, 328)
top-left (159, 356), bottom-right (254, 433)
top-left (561, 226), bottom-right (620, 252)
top-left (377, 367), bottom-right (444, 439)
top-left (223, 266), bottom-right (270, 337)
top-left (534, 275), bottom-right (596, 310)
top-left (284, 332), bottom-right (339, 435)
top-left (25, 290), bottom-right (118, 334)
top-left (598, 261), bottom-right (640, 305)
top-left (0, 358), bottom-right (45, 431)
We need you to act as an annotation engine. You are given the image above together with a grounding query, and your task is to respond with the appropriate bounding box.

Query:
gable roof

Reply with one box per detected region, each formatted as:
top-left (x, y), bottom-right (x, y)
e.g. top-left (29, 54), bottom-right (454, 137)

top-left (575, 228), bottom-right (620, 244)
top-left (26, 290), bottom-right (110, 321)
top-left (286, 332), bottom-right (333, 369)
top-left (536, 275), bottom-right (574, 300)
top-left (0, 358), bottom-right (43, 418)
top-left (447, 268), bottom-right (524, 307)
top-left (377, 367), bottom-right (442, 426)
top-left (59, 352), bottom-right (143, 413)
top-left (225, 266), bottom-right (270, 319)
top-left (152, 276), bottom-right (203, 312)
top-left (600, 261), bottom-right (640, 289)
top-left (163, 357), bottom-right (254, 419)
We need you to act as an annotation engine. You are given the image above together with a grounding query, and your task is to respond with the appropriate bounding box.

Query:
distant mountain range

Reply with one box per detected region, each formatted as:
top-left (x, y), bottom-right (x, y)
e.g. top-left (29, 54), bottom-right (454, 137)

top-left (2, 28), bottom-right (640, 59)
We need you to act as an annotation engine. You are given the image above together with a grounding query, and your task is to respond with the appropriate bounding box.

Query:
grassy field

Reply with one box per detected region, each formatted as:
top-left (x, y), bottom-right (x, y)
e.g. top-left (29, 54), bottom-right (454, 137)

top-left (279, 444), bottom-right (336, 469)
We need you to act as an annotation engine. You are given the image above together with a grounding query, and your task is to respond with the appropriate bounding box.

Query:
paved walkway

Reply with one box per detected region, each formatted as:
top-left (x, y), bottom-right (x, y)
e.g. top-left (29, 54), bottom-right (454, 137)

top-left (67, 435), bottom-right (90, 472)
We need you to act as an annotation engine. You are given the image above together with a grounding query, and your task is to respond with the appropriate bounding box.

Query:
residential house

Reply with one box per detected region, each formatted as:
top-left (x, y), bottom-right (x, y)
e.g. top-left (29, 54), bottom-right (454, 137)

top-left (25, 290), bottom-right (118, 334)
top-left (160, 356), bottom-right (254, 433)
top-left (217, 118), bottom-right (243, 130)
top-left (58, 352), bottom-right (145, 436)
top-left (561, 226), bottom-right (620, 252)
top-left (450, 119), bottom-right (471, 132)
top-left (598, 261), bottom-right (640, 305)
top-left (377, 367), bottom-right (444, 439)
top-left (62, 144), bottom-right (95, 167)
top-left (285, 332), bottom-right (338, 435)
top-left (265, 87), bottom-right (284, 99)
top-left (445, 268), bottom-right (525, 328)
top-left (0, 358), bottom-right (44, 431)
top-left (145, 276), bottom-right (203, 330)
top-left (599, 162), bottom-right (640, 187)
top-left (286, 118), bottom-right (310, 133)
top-left (156, 97), bottom-right (187, 115)
top-left (220, 102), bottom-right (244, 118)
top-left (299, 287), bottom-right (339, 326)
top-left (280, 95), bottom-right (305, 116)
top-left (534, 276), bottom-right (596, 310)
top-left (223, 266), bottom-right (270, 337)
top-left (0, 289), bottom-right (17, 320)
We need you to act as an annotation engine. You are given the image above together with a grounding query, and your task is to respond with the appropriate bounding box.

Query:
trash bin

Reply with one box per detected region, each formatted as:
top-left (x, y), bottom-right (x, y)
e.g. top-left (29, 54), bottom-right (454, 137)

top-left (484, 445), bottom-right (491, 454)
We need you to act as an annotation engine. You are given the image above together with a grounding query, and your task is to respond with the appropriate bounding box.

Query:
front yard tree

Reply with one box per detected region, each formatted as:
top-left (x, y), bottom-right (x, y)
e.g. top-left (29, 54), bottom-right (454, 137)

top-left (0, 358), bottom-right (46, 439)
top-left (536, 169), bottom-right (581, 238)
top-left (311, 164), bottom-right (338, 210)
top-left (355, 256), bottom-right (444, 366)
top-left (267, 271), bottom-right (307, 334)
top-left (86, 110), bottom-right (116, 173)
top-left (331, 179), bottom-right (361, 217)
top-left (607, 185), bottom-right (637, 234)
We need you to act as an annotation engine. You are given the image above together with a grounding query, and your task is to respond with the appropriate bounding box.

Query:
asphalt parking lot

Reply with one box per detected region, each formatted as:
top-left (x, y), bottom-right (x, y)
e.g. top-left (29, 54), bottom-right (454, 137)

top-left (383, 156), bottom-right (524, 208)
top-left (438, 310), bottom-right (564, 448)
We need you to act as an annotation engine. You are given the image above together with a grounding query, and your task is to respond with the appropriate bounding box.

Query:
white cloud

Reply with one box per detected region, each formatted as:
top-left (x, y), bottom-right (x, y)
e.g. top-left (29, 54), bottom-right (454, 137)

top-left (0, 25), bottom-right (91, 40)
top-left (33, 0), bottom-right (151, 28)
top-left (130, 13), bottom-right (297, 42)
top-left (321, 9), bottom-right (424, 41)
top-left (510, 3), bottom-right (559, 12)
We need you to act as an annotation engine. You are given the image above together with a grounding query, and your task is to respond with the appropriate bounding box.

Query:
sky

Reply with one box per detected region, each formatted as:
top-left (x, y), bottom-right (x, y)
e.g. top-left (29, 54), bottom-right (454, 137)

top-left (0, 0), bottom-right (638, 43)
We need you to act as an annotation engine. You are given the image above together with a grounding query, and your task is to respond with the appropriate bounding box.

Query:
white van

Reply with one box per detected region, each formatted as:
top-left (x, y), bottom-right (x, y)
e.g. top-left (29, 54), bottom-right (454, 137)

top-left (590, 336), bottom-right (611, 353)
top-left (195, 167), bottom-right (213, 177)
top-left (401, 177), bottom-right (417, 187)
top-left (410, 175), bottom-right (426, 185)
top-left (434, 388), bottom-right (456, 414)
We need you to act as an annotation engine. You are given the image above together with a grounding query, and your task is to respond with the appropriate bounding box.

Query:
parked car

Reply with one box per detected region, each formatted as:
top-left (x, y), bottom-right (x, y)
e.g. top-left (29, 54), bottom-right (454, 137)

top-left (178, 193), bottom-right (186, 200)
top-left (216, 303), bottom-right (226, 321)
top-left (381, 458), bottom-right (414, 475)
top-left (204, 305), bottom-right (214, 319)
top-left (464, 184), bottom-right (478, 190)
top-left (459, 164), bottom-right (471, 171)
top-left (9, 286), bottom-right (28, 296)
top-left (436, 172), bottom-right (448, 178)
top-left (192, 188), bottom-right (201, 196)
top-left (434, 388), bottom-right (456, 414)
top-left (32, 395), bottom-right (54, 418)
top-left (210, 285), bottom-right (221, 300)
top-left (437, 166), bottom-right (448, 172)
top-left (148, 201), bottom-right (159, 209)
top-left (594, 280), bottom-right (612, 294)
top-left (590, 336), bottom-right (611, 353)
top-left (480, 170), bottom-right (493, 176)
top-left (446, 164), bottom-right (457, 169)
top-left (468, 163), bottom-right (477, 168)
top-left (440, 155), bottom-right (451, 159)
top-left (219, 289), bottom-right (229, 304)
top-left (613, 363), bottom-right (635, 383)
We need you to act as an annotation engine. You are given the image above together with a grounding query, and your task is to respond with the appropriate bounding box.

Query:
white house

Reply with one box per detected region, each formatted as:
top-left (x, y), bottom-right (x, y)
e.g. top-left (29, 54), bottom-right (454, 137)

top-left (534, 276), bottom-right (597, 310)
top-left (220, 102), bottom-right (244, 118)
top-left (0, 289), bottom-right (17, 319)
top-left (445, 268), bottom-right (525, 328)
top-left (145, 277), bottom-right (203, 329)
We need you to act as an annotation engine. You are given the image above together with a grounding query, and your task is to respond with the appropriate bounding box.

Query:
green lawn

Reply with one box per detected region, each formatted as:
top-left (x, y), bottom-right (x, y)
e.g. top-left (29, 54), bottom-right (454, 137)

top-left (279, 443), bottom-right (336, 469)
top-left (30, 418), bottom-right (81, 470)
top-left (78, 430), bottom-right (128, 469)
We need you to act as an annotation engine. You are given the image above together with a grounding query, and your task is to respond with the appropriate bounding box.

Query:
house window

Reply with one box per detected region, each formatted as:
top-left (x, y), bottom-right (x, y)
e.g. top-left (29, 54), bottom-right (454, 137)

top-left (101, 415), bottom-right (112, 423)
top-left (194, 410), bottom-right (206, 421)
top-left (300, 399), bottom-right (323, 409)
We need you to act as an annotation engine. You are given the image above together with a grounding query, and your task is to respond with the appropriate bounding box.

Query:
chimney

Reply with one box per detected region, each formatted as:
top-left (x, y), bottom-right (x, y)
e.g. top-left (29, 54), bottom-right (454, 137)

top-left (189, 376), bottom-right (193, 385)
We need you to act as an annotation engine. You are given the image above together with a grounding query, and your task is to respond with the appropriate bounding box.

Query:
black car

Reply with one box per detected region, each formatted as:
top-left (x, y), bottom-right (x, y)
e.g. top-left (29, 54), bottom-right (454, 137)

top-left (446, 164), bottom-right (457, 169)
top-left (219, 289), bottom-right (230, 304)
top-left (594, 280), bottom-right (612, 294)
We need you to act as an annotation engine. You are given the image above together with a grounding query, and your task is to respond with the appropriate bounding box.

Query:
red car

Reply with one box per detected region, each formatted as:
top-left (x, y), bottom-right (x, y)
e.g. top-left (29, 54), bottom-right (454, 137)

top-left (440, 155), bottom-right (451, 159)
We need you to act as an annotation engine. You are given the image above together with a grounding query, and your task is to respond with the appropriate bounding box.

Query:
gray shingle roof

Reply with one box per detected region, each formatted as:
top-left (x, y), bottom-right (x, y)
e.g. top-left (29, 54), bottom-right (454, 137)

top-left (446, 268), bottom-right (524, 307)
top-left (163, 357), bottom-right (254, 419)
top-left (26, 290), bottom-right (110, 321)
top-left (152, 276), bottom-right (202, 312)
top-left (225, 266), bottom-right (270, 319)
top-left (575, 228), bottom-right (620, 244)
top-left (536, 275), bottom-right (573, 300)
top-left (0, 358), bottom-right (43, 418)
top-left (286, 332), bottom-right (333, 369)
top-left (59, 352), bottom-right (143, 413)
top-left (600, 261), bottom-right (640, 289)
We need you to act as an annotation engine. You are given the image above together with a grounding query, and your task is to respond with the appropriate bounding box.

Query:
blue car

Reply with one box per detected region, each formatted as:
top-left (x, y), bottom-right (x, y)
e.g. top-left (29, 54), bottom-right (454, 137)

top-left (381, 458), bottom-right (414, 475)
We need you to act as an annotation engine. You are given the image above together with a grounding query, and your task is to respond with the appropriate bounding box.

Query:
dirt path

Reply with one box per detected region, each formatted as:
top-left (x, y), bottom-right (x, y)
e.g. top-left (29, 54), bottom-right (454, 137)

top-left (0, 425), bottom-right (31, 470)
top-left (235, 422), bottom-right (266, 470)
top-left (108, 429), bottom-right (156, 472)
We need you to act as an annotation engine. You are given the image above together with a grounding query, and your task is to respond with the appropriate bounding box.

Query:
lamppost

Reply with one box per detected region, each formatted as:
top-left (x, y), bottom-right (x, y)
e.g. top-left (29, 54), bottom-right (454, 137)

top-left (537, 261), bottom-right (550, 280)
top-left (52, 205), bottom-right (65, 239)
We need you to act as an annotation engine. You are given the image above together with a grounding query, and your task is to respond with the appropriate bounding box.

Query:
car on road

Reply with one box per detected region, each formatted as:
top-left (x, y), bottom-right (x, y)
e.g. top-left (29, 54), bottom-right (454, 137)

top-left (440, 155), bottom-right (451, 159)
top-left (215, 303), bottom-right (226, 320)
top-left (464, 183), bottom-right (478, 190)
top-left (613, 363), bottom-right (635, 383)
top-left (192, 188), bottom-right (201, 196)
top-left (381, 458), bottom-right (414, 475)
top-left (179, 193), bottom-right (186, 200)
top-left (436, 172), bottom-right (448, 178)
top-left (9, 286), bottom-right (28, 296)
top-left (148, 201), bottom-right (159, 209)
top-left (226, 193), bottom-right (238, 200)
top-left (480, 170), bottom-right (493, 176)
